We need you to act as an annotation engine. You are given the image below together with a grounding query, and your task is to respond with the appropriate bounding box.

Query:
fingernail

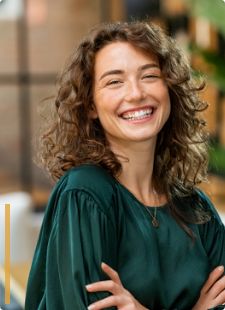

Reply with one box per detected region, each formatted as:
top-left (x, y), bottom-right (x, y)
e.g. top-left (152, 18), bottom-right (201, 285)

top-left (85, 284), bottom-right (92, 290)
top-left (87, 305), bottom-right (95, 310)
top-left (218, 265), bottom-right (224, 271)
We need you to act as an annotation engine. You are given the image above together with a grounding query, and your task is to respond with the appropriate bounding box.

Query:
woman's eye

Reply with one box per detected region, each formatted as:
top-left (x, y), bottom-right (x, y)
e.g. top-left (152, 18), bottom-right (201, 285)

top-left (106, 80), bottom-right (122, 86)
top-left (143, 74), bottom-right (159, 80)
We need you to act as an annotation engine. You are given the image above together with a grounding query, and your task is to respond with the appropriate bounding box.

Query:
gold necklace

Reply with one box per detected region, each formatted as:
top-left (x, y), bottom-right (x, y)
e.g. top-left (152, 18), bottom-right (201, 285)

top-left (144, 206), bottom-right (159, 228)
top-left (115, 178), bottom-right (161, 228)
top-left (144, 189), bottom-right (161, 228)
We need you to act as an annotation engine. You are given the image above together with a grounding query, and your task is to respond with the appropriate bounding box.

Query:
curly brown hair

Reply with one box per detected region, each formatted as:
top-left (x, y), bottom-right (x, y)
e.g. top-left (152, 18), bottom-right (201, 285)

top-left (39, 21), bottom-right (209, 230)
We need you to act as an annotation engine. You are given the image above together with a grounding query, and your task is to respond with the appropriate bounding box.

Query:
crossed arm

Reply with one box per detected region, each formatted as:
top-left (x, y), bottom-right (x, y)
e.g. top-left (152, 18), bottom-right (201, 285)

top-left (86, 263), bottom-right (225, 310)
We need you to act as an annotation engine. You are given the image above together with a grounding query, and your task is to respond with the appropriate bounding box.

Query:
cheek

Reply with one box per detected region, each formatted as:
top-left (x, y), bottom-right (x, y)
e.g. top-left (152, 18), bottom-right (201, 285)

top-left (165, 102), bottom-right (171, 123)
top-left (161, 91), bottom-right (171, 122)
top-left (166, 98), bottom-right (171, 116)
top-left (95, 92), bottom-right (122, 116)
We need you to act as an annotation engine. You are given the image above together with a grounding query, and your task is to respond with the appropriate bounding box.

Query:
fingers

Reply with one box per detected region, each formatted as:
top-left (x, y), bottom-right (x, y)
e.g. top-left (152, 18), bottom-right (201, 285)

top-left (201, 266), bottom-right (224, 294)
top-left (87, 295), bottom-right (120, 310)
top-left (101, 262), bottom-right (122, 285)
top-left (86, 279), bottom-right (120, 294)
top-left (86, 263), bottom-right (137, 309)
top-left (213, 288), bottom-right (225, 307)
top-left (196, 266), bottom-right (225, 309)
top-left (86, 263), bottom-right (123, 295)
top-left (210, 274), bottom-right (225, 298)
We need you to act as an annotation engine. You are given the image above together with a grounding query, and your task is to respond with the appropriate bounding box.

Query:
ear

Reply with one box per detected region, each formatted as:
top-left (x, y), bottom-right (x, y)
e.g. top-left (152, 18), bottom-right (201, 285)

top-left (89, 103), bottom-right (98, 119)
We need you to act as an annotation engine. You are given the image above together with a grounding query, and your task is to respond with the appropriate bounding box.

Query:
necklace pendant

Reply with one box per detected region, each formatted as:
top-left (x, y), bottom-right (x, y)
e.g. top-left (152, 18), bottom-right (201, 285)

top-left (152, 217), bottom-right (159, 228)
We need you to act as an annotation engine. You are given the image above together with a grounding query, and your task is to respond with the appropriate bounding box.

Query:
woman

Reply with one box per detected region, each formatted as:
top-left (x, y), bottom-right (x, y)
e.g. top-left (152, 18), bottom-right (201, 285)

top-left (25, 21), bottom-right (225, 310)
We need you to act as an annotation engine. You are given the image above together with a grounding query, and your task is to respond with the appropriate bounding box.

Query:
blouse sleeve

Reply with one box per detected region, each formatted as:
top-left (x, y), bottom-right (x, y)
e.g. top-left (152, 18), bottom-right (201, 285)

top-left (198, 192), bottom-right (225, 270)
top-left (46, 189), bottom-right (118, 310)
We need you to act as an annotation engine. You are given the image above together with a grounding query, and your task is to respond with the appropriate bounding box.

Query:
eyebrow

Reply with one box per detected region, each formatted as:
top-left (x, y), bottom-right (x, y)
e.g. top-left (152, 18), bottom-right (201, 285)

top-left (99, 63), bottom-right (160, 81)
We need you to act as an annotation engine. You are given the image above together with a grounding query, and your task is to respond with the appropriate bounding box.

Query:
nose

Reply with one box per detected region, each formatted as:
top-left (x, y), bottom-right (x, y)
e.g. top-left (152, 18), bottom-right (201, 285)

top-left (125, 80), bottom-right (145, 103)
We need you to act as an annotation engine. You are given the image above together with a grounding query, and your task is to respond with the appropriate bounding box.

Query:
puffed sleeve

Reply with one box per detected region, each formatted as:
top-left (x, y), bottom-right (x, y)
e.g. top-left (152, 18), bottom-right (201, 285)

top-left (198, 192), bottom-right (225, 269)
top-left (45, 189), bottom-right (118, 310)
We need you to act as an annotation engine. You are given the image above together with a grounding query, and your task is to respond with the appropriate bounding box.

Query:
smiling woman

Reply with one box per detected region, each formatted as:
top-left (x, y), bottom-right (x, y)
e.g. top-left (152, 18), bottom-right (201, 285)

top-left (92, 42), bottom-right (170, 147)
top-left (25, 21), bottom-right (225, 310)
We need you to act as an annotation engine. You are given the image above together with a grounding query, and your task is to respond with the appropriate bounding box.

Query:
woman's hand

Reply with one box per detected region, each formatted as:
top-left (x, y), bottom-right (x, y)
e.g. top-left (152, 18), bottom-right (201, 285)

top-left (192, 265), bottom-right (225, 310)
top-left (86, 262), bottom-right (149, 310)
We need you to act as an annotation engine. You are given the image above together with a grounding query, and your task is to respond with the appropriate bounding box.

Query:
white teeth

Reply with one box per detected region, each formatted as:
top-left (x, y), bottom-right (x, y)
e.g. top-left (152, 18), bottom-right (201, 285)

top-left (121, 109), bottom-right (153, 120)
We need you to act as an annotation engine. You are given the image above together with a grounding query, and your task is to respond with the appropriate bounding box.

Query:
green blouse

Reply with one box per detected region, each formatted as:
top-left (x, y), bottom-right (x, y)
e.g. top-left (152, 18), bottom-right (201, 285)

top-left (25, 165), bottom-right (225, 310)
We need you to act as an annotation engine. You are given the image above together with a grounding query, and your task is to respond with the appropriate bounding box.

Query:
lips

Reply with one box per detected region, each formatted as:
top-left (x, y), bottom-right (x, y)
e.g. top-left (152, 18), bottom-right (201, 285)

top-left (119, 107), bottom-right (154, 121)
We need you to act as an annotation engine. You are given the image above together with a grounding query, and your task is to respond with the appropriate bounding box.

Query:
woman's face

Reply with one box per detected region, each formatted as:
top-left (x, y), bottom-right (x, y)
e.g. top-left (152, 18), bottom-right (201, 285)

top-left (92, 41), bottom-right (170, 148)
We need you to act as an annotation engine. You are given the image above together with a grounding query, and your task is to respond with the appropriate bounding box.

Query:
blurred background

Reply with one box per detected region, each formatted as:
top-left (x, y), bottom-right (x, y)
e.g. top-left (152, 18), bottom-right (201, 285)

top-left (0, 0), bottom-right (225, 308)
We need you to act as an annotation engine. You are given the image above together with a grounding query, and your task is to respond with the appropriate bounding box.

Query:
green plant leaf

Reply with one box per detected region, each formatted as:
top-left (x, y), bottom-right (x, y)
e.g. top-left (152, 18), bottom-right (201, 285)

top-left (185, 0), bottom-right (225, 38)
top-left (209, 142), bottom-right (225, 176)
top-left (190, 44), bottom-right (225, 91)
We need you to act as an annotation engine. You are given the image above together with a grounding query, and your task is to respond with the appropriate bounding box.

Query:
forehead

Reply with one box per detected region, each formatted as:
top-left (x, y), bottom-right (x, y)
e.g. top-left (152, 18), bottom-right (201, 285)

top-left (94, 41), bottom-right (159, 74)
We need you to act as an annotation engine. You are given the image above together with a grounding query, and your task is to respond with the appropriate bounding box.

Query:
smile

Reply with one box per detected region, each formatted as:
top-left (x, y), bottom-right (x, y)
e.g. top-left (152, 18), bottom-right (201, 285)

top-left (120, 108), bottom-right (154, 121)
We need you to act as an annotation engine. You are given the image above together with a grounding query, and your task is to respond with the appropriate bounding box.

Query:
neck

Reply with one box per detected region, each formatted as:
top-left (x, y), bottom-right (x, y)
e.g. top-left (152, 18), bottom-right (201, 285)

top-left (110, 138), bottom-right (167, 207)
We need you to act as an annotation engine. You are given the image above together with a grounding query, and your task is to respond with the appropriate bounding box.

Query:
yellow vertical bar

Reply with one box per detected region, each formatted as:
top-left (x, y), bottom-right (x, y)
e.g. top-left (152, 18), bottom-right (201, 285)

top-left (5, 203), bottom-right (10, 304)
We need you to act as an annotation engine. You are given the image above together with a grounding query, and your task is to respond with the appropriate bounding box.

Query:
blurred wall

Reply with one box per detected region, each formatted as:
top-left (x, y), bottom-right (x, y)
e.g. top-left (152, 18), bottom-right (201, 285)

top-left (0, 0), bottom-right (101, 196)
